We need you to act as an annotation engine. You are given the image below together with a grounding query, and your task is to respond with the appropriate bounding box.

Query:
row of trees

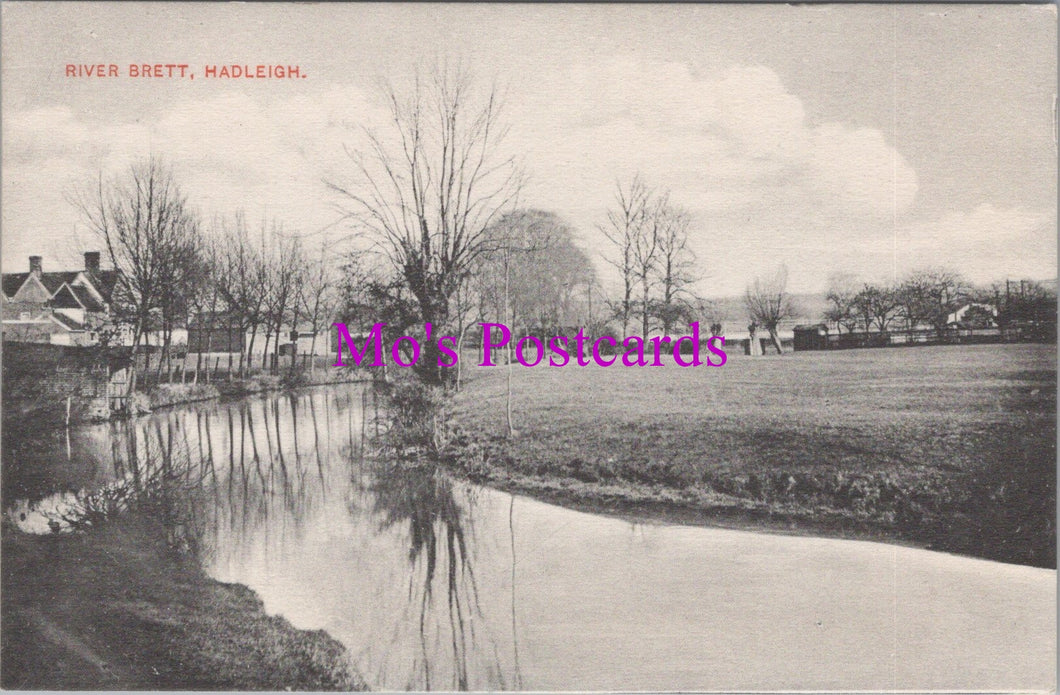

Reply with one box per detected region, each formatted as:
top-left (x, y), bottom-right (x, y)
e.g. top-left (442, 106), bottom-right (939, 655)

top-left (824, 269), bottom-right (1057, 336)
top-left (74, 158), bottom-right (341, 388)
top-left (600, 176), bottom-right (699, 339)
top-left (824, 269), bottom-right (970, 336)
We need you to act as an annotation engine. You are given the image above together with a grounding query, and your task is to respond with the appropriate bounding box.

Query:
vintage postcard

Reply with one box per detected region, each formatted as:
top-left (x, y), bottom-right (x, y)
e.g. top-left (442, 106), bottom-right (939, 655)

top-left (1, 2), bottom-right (1056, 691)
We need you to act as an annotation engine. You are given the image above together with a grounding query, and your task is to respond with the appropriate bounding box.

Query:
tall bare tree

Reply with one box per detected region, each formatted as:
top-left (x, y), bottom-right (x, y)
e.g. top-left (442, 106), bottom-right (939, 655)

top-left (261, 229), bottom-right (304, 373)
top-left (632, 194), bottom-right (665, 338)
top-left (478, 209), bottom-right (595, 333)
top-left (745, 264), bottom-right (796, 355)
top-left (298, 238), bottom-right (341, 376)
top-left (330, 62), bottom-right (523, 384)
top-left (187, 236), bottom-right (224, 384)
top-left (652, 203), bottom-right (697, 334)
top-left (215, 213), bottom-right (269, 378)
top-left (72, 156), bottom-right (199, 394)
top-left (479, 209), bottom-right (558, 437)
top-left (852, 283), bottom-right (900, 332)
top-left (600, 175), bottom-right (650, 339)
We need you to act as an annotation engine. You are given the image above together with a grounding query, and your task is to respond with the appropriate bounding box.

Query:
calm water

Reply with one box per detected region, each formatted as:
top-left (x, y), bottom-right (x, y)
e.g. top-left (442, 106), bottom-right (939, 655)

top-left (4, 384), bottom-right (1056, 691)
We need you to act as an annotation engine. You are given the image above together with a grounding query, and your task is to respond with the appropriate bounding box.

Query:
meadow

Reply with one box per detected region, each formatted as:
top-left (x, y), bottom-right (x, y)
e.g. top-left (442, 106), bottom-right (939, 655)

top-left (449, 343), bottom-right (1057, 567)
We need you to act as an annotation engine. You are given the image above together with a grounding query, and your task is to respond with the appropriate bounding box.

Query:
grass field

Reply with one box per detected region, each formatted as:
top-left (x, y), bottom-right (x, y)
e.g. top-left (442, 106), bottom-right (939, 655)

top-left (449, 343), bottom-right (1056, 567)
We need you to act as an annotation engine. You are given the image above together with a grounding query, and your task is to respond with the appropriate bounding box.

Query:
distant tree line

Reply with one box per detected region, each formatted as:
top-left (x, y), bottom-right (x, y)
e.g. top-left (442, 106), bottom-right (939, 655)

top-left (824, 269), bottom-right (1056, 337)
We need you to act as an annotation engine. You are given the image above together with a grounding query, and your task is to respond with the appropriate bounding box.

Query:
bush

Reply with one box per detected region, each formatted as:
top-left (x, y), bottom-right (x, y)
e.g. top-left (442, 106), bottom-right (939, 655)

top-left (372, 380), bottom-right (448, 459)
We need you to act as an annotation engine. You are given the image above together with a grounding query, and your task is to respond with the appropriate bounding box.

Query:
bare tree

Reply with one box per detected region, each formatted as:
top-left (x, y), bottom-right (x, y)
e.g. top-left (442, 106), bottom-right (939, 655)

top-left (896, 268), bottom-right (969, 336)
top-left (600, 175), bottom-right (650, 339)
top-left (330, 62), bottom-right (523, 384)
top-left (478, 209), bottom-right (595, 333)
top-left (261, 229), bottom-right (304, 374)
top-left (72, 157), bottom-right (199, 395)
top-left (215, 214), bottom-right (268, 378)
top-left (745, 265), bottom-right (796, 355)
top-left (299, 238), bottom-right (341, 377)
top-left (852, 283), bottom-right (900, 332)
top-left (479, 210), bottom-right (556, 437)
top-left (652, 203), bottom-right (697, 334)
top-left (187, 236), bottom-right (224, 384)
top-left (824, 272), bottom-right (861, 334)
top-left (632, 194), bottom-right (665, 338)
top-left (985, 279), bottom-right (1058, 328)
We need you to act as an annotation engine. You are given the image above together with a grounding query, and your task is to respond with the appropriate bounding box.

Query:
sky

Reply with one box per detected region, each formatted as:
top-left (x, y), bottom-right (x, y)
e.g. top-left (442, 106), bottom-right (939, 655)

top-left (1, 2), bottom-right (1056, 296)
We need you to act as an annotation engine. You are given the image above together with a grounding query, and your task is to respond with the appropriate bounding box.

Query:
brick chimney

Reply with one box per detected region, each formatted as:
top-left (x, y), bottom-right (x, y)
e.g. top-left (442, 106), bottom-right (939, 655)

top-left (84, 251), bottom-right (101, 272)
top-left (29, 255), bottom-right (42, 276)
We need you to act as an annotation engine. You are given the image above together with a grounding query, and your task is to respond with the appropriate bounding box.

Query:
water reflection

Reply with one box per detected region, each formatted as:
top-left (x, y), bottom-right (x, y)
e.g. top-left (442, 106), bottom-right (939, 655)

top-left (356, 459), bottom-right (508, 689)
top-left (4, 385), bottom-right (516, 690)
top-left (3, 385), bottom-right (1055, 691)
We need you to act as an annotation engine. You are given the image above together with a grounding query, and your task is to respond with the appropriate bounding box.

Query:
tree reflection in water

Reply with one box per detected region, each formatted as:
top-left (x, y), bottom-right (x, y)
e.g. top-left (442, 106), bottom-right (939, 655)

top-left (357, 459), bottom-right (508, 690)
top-left (352, 382), bottom-right (509, 690)
top-left (5, 385), bottom-right (516, 691)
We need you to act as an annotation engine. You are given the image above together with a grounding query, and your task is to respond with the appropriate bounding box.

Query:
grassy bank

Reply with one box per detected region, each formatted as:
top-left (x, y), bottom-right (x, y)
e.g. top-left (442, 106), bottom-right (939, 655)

top-left (448, 344), bottom-right (1056, 568)
top-left (1, 516), bottom-right (365, 690)
top-left (144, 370), bottom-right (369, 410)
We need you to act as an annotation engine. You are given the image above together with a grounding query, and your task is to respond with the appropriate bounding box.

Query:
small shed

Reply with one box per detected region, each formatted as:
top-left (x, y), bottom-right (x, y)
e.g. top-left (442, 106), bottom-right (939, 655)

top-left (793, 324), bottom-right (830, 351)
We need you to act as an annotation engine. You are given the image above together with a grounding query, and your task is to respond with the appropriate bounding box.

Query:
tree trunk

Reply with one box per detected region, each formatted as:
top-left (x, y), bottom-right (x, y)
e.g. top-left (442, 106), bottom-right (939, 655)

top-left (769, 328), bottom-right (783, 355)
top-left (455, 324), bottom-right (468, 392)
top-left (245, 326), bottom-right (258, 377)
top-left (141, 329), bottom-right (151, 374)
top-left (194, 339), bottom-right (203, 385)
top-left (641, 280), bottom-right (650, 338)
top-left (261, 332), bottom-right (271, 371)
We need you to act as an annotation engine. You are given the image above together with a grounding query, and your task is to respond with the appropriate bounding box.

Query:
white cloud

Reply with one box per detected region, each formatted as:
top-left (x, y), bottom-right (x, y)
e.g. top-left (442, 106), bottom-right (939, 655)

top-left (1, 85), bottom-right (391, 271)
top-left (3, 57), bottom-right (1050, 297)
top-left (513, 59), bottom-right (918, 229)
top-left (504, 58), bottom-right (923, 293)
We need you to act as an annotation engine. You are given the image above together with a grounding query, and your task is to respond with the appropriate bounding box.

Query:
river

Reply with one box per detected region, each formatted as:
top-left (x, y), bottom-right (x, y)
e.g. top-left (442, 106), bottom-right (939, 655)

top-left (4, 383), bottom-right (1055, 691)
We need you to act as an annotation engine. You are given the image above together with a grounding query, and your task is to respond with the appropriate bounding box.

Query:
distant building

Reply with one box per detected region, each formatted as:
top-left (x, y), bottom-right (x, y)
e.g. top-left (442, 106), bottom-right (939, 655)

top-left (947, 302), bottom-right (997, 327)
top-left (187, 312), bottom-right (245, 353)
top-left (1, 252), bottom-right (120, 345)
top-left (793, 324), bottom-right (830, 351)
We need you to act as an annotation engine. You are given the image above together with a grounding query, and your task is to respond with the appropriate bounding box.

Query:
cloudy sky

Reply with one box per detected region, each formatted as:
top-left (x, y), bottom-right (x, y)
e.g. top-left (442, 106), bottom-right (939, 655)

top-left (2, 3), bottom-right (1055, 295)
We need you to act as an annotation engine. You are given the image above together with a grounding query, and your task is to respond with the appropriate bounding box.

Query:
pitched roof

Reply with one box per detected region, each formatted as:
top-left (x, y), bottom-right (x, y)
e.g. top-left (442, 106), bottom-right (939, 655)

top-left (37, 272), bottom-right (80, 295)
top-left (2, 269), bottom-right (119, 305)
top-left (70, 285), bottom-right (105, 312)
top-left (50, 285), bottom-right (84, 309)
top-left (1, 271), bottom-right (76, 298)
top-left (82, 269), bottom-right (120, 303)
top-left (2, 273), bottom-right (29, 298)
top-left (50, 312), bottom-right (86, 331)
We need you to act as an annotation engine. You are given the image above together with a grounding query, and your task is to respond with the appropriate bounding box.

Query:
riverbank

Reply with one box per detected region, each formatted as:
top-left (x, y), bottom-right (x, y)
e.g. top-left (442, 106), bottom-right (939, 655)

top-left (1, 360), bottom-right (367, 430)
top-left (1, 516), bottom-right (366, 690)
top-left (145, 371), bottom-right (369, 411)
top-left (447, 344), bottom-right (1056, 568)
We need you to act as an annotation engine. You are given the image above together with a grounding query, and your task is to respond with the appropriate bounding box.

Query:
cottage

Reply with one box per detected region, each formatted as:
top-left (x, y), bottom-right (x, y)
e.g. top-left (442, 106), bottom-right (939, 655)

top-left (1, 253), bottom-right (119, 345)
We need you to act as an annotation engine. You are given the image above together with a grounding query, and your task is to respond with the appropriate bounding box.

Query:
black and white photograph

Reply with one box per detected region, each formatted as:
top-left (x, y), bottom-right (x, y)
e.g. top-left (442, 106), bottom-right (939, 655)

top-left (1, 2), bottom-right (1056, 691)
